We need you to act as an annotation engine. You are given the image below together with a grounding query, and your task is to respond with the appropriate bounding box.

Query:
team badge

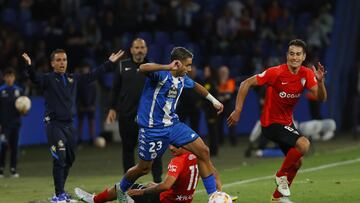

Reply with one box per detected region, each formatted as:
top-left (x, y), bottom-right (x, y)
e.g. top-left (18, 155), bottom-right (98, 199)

top-left (166, 85), bottom-right (178, 98)
top-left (68, 77), bottom-right (74, 84)
top-left (301, 78), bottom-right (306, 86)
top-left (15, 89), bottom-right (20, 97)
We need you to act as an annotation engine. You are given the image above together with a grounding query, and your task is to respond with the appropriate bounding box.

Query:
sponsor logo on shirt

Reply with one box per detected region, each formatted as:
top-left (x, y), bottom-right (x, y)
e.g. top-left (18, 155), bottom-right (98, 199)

top-left (176, 195), bottom-right (193, 201)
top-left (166, 85), bottom-right (178, 98)
top-left (125, 67), bottom-right (132, 71)
top-left (168, 164), bottom-right (177, 172)
top-left (301, 78), bottom-right (306, 87)
top-left (279, 91), bottom-right (301, 99)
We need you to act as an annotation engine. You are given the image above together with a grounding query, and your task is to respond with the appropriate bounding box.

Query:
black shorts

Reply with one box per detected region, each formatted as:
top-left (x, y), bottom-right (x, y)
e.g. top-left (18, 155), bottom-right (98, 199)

top-left (262, 123), bottom-right (302, 155)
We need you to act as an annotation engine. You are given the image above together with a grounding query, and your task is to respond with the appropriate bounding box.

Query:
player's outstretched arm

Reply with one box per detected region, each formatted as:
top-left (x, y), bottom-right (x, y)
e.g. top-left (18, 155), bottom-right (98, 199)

top-left (139, 60), bottom-right (180, 73)
top-left (227, 75), bottom-right (258, 126)
top-left (77, 50), bottom-right (124, 83)
top-left (127, 176), bottom-right (176, 197)
top-left (21, 53), bottom-right (47, 87)
top-left (193, 82), bottom-right (224, 114)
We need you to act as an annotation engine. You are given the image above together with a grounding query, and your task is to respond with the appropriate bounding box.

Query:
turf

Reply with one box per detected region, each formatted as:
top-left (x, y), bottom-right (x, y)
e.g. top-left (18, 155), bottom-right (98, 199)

top-left (1, 135), bottom-right (360, 203)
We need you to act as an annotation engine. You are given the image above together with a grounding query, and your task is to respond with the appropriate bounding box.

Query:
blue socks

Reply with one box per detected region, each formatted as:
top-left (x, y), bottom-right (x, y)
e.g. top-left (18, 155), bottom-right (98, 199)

top-left (202, 174), bottom-right (217, 195)
top-left (120, 177), bottom-right (133, 192)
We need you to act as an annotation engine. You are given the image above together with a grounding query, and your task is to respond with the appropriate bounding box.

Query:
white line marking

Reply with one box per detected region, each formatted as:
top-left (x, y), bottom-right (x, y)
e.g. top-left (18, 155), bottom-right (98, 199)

top-left (196, 157), bottom-right (360, 194)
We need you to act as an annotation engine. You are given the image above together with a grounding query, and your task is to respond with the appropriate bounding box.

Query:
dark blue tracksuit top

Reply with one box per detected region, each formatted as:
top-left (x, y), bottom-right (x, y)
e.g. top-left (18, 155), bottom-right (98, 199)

top-left (24, 60), bottom-right (114, 122)
top-left (0, 84), bottom-right (23, 128)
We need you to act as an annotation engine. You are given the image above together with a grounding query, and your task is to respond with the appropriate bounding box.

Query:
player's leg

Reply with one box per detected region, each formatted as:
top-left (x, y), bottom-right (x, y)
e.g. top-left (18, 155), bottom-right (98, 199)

top-left (77, 110), bottom-right (85, 145)
top-left (117, 127), bottom-right (169, 202)
top-left (118, 115), bottom-right (138, 173)
top-left (63, 124), bottom-right (77, 203)
top-left (171, 122), bottom-right (218, 195)
top-left (9, 127), bottom-right (20, 177)
top-left (87, 110), bottom-right (96, 142)
top-left (0, 128), bottom-right (9, 177)
top-left (151, 156), bottom-right (163, 183)
top-left (263, 124), bottom-right (308, 198)
top-left (46, 122), bottom-right (70, 201)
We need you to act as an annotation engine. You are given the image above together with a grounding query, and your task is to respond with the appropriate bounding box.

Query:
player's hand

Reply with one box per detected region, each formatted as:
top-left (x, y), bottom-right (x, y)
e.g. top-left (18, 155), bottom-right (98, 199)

top-left (108, 50), bottom-right (125, 63)
top-left (127, 189), bottom-right (144, 197)
top-left (22, 53), bottom-right (32, 66)
top-left (106, 109), bottom-right (117, 124)
top-left (227, 110), bottom-right (241, 127)
top-left (214, 102), bottom-right (224, 115)
top-left (168, 60), bottom-right (181, 71)
top-left (311, 62), bottom-right (327, 83)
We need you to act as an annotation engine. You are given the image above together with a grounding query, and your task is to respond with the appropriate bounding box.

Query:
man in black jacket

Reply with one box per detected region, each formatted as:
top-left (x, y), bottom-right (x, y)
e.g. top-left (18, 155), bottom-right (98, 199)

top-left (22, 49), bottom-right (124, 203)
top-left (106, 38), bottom-right (162, 183)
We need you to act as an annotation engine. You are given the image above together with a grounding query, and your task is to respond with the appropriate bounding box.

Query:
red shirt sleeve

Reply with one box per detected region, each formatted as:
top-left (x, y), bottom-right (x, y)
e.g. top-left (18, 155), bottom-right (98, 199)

top-left (256, 66), bottom-right (279, 86)
top-left (305, 69), bottom-right (318, 89)
top-left (166, 156), bottom-right (184, 179)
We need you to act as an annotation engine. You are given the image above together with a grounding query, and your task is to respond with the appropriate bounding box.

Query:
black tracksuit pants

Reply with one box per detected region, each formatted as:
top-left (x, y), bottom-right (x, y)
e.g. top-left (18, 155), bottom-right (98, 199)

top-left (0, 127), bottom-right (20, 170)
top-left (46, 120), bottom-right (76, 196)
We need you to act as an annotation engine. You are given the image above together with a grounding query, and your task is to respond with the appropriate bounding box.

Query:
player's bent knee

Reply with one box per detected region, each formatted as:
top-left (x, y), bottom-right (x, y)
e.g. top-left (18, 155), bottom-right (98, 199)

top-left (296, 137), bottom-right (310, 154)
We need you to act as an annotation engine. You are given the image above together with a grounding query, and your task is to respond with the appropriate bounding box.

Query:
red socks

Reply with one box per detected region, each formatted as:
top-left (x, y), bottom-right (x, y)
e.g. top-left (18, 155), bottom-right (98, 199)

top-left (94, 189), bottom-right (110, 203)
top-left (276, 148), bottom-right (302, 177)
top-left (273, 148), bottom-right (303, 198)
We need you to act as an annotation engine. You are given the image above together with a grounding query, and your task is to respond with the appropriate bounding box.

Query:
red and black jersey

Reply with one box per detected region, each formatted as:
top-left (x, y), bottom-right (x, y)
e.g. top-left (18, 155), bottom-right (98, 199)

top-left (256, 64), bottom-right (317, 127)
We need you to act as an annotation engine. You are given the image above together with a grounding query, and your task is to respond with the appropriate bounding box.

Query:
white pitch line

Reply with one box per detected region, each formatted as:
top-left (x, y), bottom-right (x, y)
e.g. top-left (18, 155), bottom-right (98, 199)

top-left (196, 157), bottom-right (360, 194)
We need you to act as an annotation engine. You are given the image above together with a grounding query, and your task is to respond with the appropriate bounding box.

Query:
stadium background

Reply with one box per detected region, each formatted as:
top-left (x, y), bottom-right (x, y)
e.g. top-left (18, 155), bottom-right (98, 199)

top-left (0, 0), bottom-right (359, 145)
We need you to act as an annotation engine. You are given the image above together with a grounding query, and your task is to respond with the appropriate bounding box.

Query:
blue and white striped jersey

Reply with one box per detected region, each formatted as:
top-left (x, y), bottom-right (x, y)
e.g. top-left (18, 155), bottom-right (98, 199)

top-left (137, 70), bottom-right (195, 128)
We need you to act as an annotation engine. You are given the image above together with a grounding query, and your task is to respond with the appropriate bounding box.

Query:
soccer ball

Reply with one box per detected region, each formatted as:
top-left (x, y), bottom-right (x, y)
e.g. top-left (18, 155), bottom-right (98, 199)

top-left (15, 96), bottom-right (31, 113)
top-left (94, 137), bottom-right (106, 148)
top-left (208, 191), bottom-right (233, 203)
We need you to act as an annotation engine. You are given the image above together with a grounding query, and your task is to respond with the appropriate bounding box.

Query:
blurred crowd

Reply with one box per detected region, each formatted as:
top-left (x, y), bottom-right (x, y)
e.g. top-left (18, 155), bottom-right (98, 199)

top-left (0, 0), bottom-right (335, 139)
top-left (0, 0), bottom-right (334, 85)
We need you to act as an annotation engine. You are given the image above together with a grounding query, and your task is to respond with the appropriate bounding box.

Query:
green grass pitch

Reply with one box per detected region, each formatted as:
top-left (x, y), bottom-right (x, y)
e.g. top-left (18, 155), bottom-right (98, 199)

top-left (1, 135), bottom-right (360, 202)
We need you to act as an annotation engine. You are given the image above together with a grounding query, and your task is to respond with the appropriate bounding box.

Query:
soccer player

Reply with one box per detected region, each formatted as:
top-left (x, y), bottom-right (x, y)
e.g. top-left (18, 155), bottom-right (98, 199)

top-left (227, 39), bottom-right (327, 203)
top-left (22, 49), bottom-right (124, 203)
top-left (78, 47), bottom-right (224, 203)
top-left (0, 68), bottom-right (26, 178)
top-left (106, 38), bottom-right (162, 183)
top-left (74, 144), bottom-right (201, 203)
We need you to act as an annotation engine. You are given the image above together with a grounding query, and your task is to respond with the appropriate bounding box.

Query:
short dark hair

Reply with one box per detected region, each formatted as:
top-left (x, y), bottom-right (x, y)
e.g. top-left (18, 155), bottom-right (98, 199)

top-left (288, 39), bottom-right (307, 53)
top-left (3, 67), bottom-right (16, 76)
top-left (170, 47), bottom-right (193, 61)
top-left (50, 49), bottom-right (66, 61)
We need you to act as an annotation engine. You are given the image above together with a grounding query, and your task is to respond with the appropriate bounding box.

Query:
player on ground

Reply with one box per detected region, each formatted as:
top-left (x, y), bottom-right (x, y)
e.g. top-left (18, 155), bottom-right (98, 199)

top-left (77, 47), bottom-right (224, 203)
top-left (75, 145), bottom-right (202, 203)
top-left (22, 49), bottom-right (124, 203)
top-left (227, 39), bottom-right (327, 203)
